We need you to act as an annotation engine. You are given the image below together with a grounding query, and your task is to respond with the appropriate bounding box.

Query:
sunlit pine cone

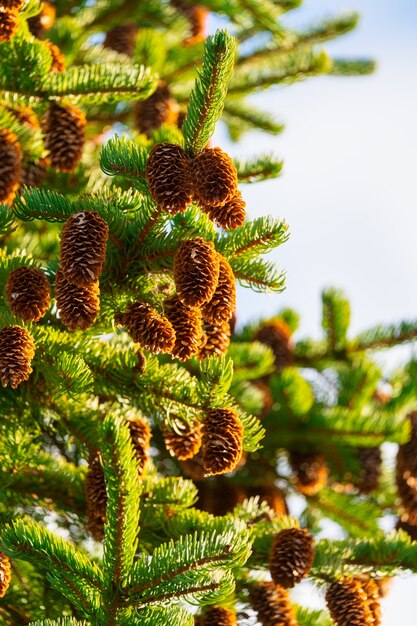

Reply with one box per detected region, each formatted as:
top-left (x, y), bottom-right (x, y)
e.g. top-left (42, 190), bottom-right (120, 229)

top-left (127, 417), bottom-right (151, 476)
top-left (146, 143), bottom-right (193, 214)
top-left (45, 40), bottom-right (66, 72)
top-left (11, 105), bottom-right (40, 129)
top-left (21, 158), bottom-right (48, 188)
top-left (192, 147), bottom-right (238, 208)
top-left (180, 451), bottom-right (206, 481)
top-left (249, 581), bottom-right (298, 626)
top-left (245, 484), bottom-right (288, 517)
top-left (164, 295), bottom-right (203, 361)
top-left (44, 102), bottom-right (86, 173)
top-left (1, 0), bottom-right (22, 9)
top-left (0, 325), bottom-right (35, 389)
top-left (361, 578), bottom-right (382, 626)
top-left (289, 451), bottom-right (328, 496)
top-left (355, 447), bottom-right (382, 494)
top-left (135, 83), bottom-right (179, 136)
top-left (0, 552), bottom-right (11, 598)
top-left (203, 606), bottom-right (237, 626)
top-left (374, 577), bottom-right (392, 598)
top-left (172, 1), bottom-right (207, 46)
top-left (201, 254), bottom-right (236, 324)
top-left (269, 527), bottom-right (314, 588)
top-left (6, 266), bottom-right (51, 322)
top-left (122, 301), bottom-right (176, 355)
top-left (27, 1), bottom-right (56, 38)
top-left (196, 479), bottom-right (245, 516)
top-left (0, 127), bottom-right (22, 203)
top-left (201, 408), bottom-right (243, 476)
top-left (60, 211), bottom-right (109, 287)
top-left (199, 320), bottom-right (231, 360)
top-left (174, 238), bottom-right (220, 307)
top-left (86, 452), bottom-right (107, 541)
top-left (326, 579), bottom-right (373, 626)
top-left (255, 319), bottom-right (294, 371)
top-left (103, 23), bottom-right (138, 56)
top-left (0, 8), bottom-right (19, 42)
top-left (202, 190), bottom-right (246, 230)
top-left (55, 268), bottom-right (100, 331)
top-left (162, 419), bottom-right (201, 461)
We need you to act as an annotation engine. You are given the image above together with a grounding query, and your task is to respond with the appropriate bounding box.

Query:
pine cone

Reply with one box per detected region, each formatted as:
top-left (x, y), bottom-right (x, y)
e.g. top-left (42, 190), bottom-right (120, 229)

top-left (146, 142), bottom-right (193, 214)
top-left (134, 350), bottom-right (147, 375)
top-left (6, 266), bottom-right (51, 322)
top-left (0, 552), bottom-right (11, 598)
top-left (255, 319), bottom-right (293, 371)
top-left (203, 606), bottom-right (237, 626)
top-left (361, 578), bottom-right (381, 626)
top-left (0, 128), bottom-right (22, 203)
top-left (103, 23), bottom-right (138, 56)
top-left (196, 479), bottom-right (245, 516)
top-left (245, 484), bottom-right (288, 517)
top-left (1, 0), bottom-right (22, 9)
top-left (269, 527), bottom-right (314, 588)
top-left (192, 147), bottom-right (238, 208)
top-left (86, 452), bottom-right (107, 541)
top-left (60, 211), bottom-right (109, 287)
top-left (164, 295), bottom-right (203, 361)
top-left (172, 1), bottom-right (207, 45)
top-left (135, 83), bottom-right (179, 136)
top-left (326, 579), bottom-right (373, 626)
top-left (21, 158), bottom-right (48, 188)
top-left (0, 325), bottom-right (35, 389)
top-left (289, 451), bottom-right (328, 496)
top-left (180, 451), bottom-right (206, 481)
top-left (27, 1), bottom-right (56, 37)
top-left (162, 419), bottom-right (201, 461)
top-left (122, 301), bottom-right (176, 354)
top-left (249, 581), bottom-right (298, 626)
top-left (396, 447), bottom-right (417, 519)
top-left (0, 9), bottom-right (19, 42)
top-left (127, 417), bottom-right (152, 476)
top-left (356, 447), bottom-right (382, 494)
top-left (398, 412), bottom-right (417, 475)
top-left (11, 105), bottom-right (40, 129)
top-left (201, 408), bottom-right (243, 476)
top-left (45, 40), bottom-right (66, 72)
top-left (396, 517), bottom-right (417, 541)
top-left (174, 238), bottom-right (220, 307)
top-left (44, 102), bottom-right (86, 173)
top-left (199, 320), bottom-right (231, 359)
top-left (202, 190), bottom-right (246, 230)
top-left (201, 254), bottom-right (236, 324)
top-left (55, 268), bottom-right (100, 331)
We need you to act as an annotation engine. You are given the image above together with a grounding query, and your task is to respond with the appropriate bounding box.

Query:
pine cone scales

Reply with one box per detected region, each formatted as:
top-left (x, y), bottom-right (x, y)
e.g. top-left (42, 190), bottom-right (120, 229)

top-left (162, 419), bottom-right (202, 460)
top-left (201, 408), bottom-right (243, 475)
top-left (269, 527), bottom-right (315, 588)
top-left (0, 325), bottom-right (35, 389)
top-left (44, 102), bottom-right (86, 173)
top-left (135, 84), bottom-right (179, 136)
top-left (249, 581), bottom-right (298, 626)
top-left (361, 579), bottom-right (382, 626)
top-left (326, 579), bottom-right (373, 626)
top-left (0, 128), bottom-right (22, 203)
top-left (255, 319), bottom-right (293, 371)
top-left (0, 551), bottom-right (11, 598)
top-left (356, 447), bottom-right (382, 494)
top-left (0, 9), bottom-right (19, 42)
top-left (203, 190), bottom-right (246, 230)
top-left (122, 301), bottom-right (176, 354)
top-left (192, 148), bottom-right (238, 208)
top-left (199, 320), bottom-right (231, 359)
top-left (86, 452), bottom-right (107, 541)
top-left (22, 158), bottom-right (48, 188)
top-left (6, 266), bottom-right (51, 322)
top-left (55, 269), bottom-right (100, 331)
top-left (45, 40), bottom-right (66, 72)
top-left (60, 211), bottom-right (109, 287)
top-left (146, 143), bottom-right (193, 214)
top-left (127, 417), bottom-right (151, 475)
top-left (1, 0), bottom-right (23, 9)
top-left (203, 606), bottom-right (237, 625)
top-left (104, 23), bottom-right (138, 56)
top-left (201, 254), bottom-right (236, 324)
top-left (289, 451), bottom-right (328, 496)
top-left (164, 295), bottom-right (203, 361)
top-left (174, 238), bottom-right (220, 307)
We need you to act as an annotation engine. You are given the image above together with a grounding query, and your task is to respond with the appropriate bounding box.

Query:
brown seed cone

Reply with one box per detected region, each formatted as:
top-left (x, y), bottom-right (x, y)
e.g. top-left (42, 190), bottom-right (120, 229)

top-left (122, 301), bottom-right (176, 355)
top-left (196, 479), bottom-right (245, 516)
top-left (0, 127), bottom-right (22, 203)
top-left (201, 408), bottom-right (243, 476)
top-left (398, 412), bottom-right (417, 476)
top-left (162, 419), bottom-right (202, 461)
top-left (21, 158), bottom-right (48, 188)
top-left (289, 451), bottom-right (328, 496)
top-left (0, 325), bottom-right (35, 389)
top-left (199, 320), bottom-right (231, 360)
top-left (45, 40), bottom-right (66, 72)
top-left (164, 295), bottom-right (203, 361)
top-left (6, 266), bottom-right (51, 322)
top-left (180, 451), bottom-right (206, 481)
top-left (146, 142), bottom-right (193, 214)
top-left (86, 452), bottom-right (107, 541)
top-left (203, 606), bottom-right (237, 626)
top-left (172, 1), bottom-right (207, 46)
top-left (361, 579), bottom-right (381, 626)
top-left (134, 350), bottom-right (147, 375)
top-left (202, 190), bottom-right (246, 230)
top-left (249, 581), bottom-right (298, 626)
top-left (0, 551), bottom-right (11, 598)
top-left (192, 148), bottom-right (238, 208)
top-left (201, 254), bottom-right (236, 324)
top-left (135, 83), bottom-right (179, 137)
top-left (356, 447), bottom-right (382, 494)
top-left (44, 102), bottom-right (86, 173)
top-left (60, 211), bottom-right (108, 287)
top-left (1, 0), bottom-right (22, 9)
top-left (11, 105), bottom-right (40, 129)
top-left (396, 517), bottom-right (417, 541)
top-left (396, 447), bottom-right (417, 519)
top-left (55, 268), bottom-right (100, 331)
top-left (255, 319), bottom-right (294, 371)
top-left (103, 23), bottom-right (138, 56)
top-left (127, 417), bottom-right (152, 476)
top-left (27, 1), bottom-right (55, 37)
top-left (326, 579), bottom-right (373, 626)
top-left (269, 527), bottom-right (314, 588)
top-left (174, 238), bottom-right (220, 308)
top-left (374, 577), bottom-right (391, 598)
top-left (245, 484), bottom-right (288, 517)
top-left (0, 9), bottom-right (18, 42)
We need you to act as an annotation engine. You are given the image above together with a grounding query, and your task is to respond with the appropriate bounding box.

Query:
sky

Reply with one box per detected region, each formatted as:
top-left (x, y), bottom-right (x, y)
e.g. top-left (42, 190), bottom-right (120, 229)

top-left (214, 1), bottom-right (417, 623)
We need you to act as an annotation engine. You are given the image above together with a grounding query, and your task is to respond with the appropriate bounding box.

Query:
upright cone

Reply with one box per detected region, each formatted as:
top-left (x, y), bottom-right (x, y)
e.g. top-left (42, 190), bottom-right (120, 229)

top-left (7, 266), bottom-right (51, 322)
top-left (201, 408), bottom-right (243, 475)
top-left (44, 102), bottom-right (86, 173)
top-left (0, 325), bottom-right (35, 389)
top-left (174, 238), bottom-right (220, 307)
top-left (269, 527), bottom-right (315, 588)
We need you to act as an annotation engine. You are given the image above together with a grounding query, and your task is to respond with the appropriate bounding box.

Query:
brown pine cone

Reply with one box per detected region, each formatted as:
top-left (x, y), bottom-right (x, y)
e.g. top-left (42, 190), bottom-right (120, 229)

top-left (162, 419), bottom-right (201, 461)
top-left (203, 606), bottom-right (237, 626)
top-left (55, 268), bottom-right (100, 331)
top-left (202, 190), bottom-right (246, 230)
top-left (0, 551), bottom-right (11, 598)
top-left (201, 408), bottom-right (243, 476)
top-left (255, 319), bottom-right (293, 371)
top-left (164, 295), bottom-right (203, 361)
top-left (199, 320), bottom-right (231, 359)
top-left (135, 83), bottom-right (179, 136)
top-left (398, 412), bottom-right (417, 476)
top-left (122, 301), bottom-right (176, 354)
top-left (356, 447), bottom-right (382, 494)
top-left (174, 238), bottom-right (220, 307)
top-left (192, 148), bottom-right (238, 208)
top-left (0, 127), bottom-right (22, 203)
top-left (0, 325), bottom-right (35, 389)
top-left (60, 211), bottom-right (108, 287)
top-left (172, 1), bottom-right (207, 46)
top-left (361, 578), bottom-right (381, 626)
top-left (44, 102), bottom-right (86, 173)
top-left (45, 40), bottom-right (66, 72)
top-left (1, 0), bottom-right (22, 9)
top-left (0, 9), bottom-right (19, 42)
top-left (396, 447), bottom-right (417, 520)
top-left (269, 527), bottom-right (314, 588)
top-left (196, 479), bottom-right (245, 516)
top-left (6, 266), bottom-right (51, 322)
top-left (21, 158), bottom-right (48, 188)
top-left (86, 451), bottom-right (107, 541)
top-left (245, 484), bottom-right (288, 517)
top-left (396, 517), bottom-right (417, 541)
top-left (289, 451), bottom-right (328, 496)
top-left (326, 579), bottom-right (373, 626)
top-left (201, 254), bottom-right (236, 324)
top-left (103, 23), bottom-right (138, 56)
top-left (249, 581), bottom-right (298, 626)
top-left (133, 350), bottom-right (147, 375)
top-left (127, 417), bottom-right (151, 476)
top-left (146, 142), bottom-right (193, 214)
top-left (11, 105), bottom-right (40, 129)
top-left (27, 1), bottom-right (56, 37)
top-left (180, 451), bottom-right (206, 481)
